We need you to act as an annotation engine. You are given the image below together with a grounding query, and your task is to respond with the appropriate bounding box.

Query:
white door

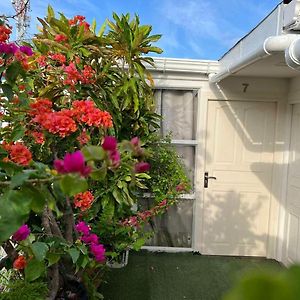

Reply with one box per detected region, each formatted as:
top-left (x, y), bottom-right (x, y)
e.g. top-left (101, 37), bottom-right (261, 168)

top-left (202, 101), bottom-right (276, 256)
top-left (283, 104), bottom-right (300, 265)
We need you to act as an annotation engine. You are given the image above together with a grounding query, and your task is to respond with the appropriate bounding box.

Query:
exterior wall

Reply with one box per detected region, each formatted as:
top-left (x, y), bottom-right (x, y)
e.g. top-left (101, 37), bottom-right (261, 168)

top-left (151, 64), bottom-right (290, 260)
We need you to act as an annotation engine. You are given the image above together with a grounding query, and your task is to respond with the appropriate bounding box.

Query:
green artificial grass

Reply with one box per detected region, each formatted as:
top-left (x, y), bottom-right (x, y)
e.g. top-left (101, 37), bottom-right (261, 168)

top-left (100, 250), bottom-right (283, 300)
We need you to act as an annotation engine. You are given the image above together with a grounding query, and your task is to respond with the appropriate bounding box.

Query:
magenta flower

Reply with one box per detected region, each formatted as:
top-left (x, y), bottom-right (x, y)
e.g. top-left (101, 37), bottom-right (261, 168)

top-left (0, 43), bottom-right (18, 54)
top-left (109, 150), bottom-right (121, 168)
top-left (130, 137), bottom-right (140, 146)
top-left (75, 221), bottom-right (90, 236)
top-left (81, 233), bottom-right (99, 245)
top-left (12, 224), bottom-right (30, 241)
top-left (134, 162), bottom-right (150, 173)
top-left (176, 183), bottom-right (186, 192)
top-left (102, 136), bottom-right (117, 151)
top-left (19, 45), bottom-right (33, 56)
top-left (90, 243), bottom-right (106, 262)
top-left (54, 150), bottom-right (91, 177)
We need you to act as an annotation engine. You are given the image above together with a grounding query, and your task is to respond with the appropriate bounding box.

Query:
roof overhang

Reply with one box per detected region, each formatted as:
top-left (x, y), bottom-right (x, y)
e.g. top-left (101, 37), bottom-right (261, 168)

top-left (209, 0), bottom-right (300, 83)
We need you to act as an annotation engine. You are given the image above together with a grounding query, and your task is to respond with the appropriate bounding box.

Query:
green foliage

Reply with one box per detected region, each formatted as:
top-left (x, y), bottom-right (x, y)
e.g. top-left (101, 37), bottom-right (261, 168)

top-left (0, 280), bottom-right (48, 300)
top-left (146, 135), bottom-right (191, 199)
top-left (224, 265), bottom-right (300, 300)
top-left (0, 6), bottom-right (189, 299)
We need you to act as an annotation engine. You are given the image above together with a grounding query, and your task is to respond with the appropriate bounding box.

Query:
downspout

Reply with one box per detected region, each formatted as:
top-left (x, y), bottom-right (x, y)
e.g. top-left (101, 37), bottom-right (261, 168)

top-left (209, 34), bottom-right (300, 83)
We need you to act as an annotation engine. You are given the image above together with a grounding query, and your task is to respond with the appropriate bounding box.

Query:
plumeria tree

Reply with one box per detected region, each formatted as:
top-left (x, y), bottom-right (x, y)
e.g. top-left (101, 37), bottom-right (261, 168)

top-left (0, 7), bottom-right (189, 299)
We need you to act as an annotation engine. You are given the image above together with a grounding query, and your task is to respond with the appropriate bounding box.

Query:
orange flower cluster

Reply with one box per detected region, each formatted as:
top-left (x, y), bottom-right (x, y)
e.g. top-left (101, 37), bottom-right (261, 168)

top-left (28, 98), bottom-right (112, 139)
top-left (36, 55), bottom-right (47, 67)
top-left (49, 53), bottom-right (66, 64)
top-left (74, 191), bottom-right (94, 211)
top-left (68, 15), bottom-right (90, 31)
top-left (14, 50), bottom-right (29, 70)
top-left (13, 255), bottom-right (27, 270)
top-left (63, 63), bottom-right (95, 87)
top-left (31, 131), bottom-right (45, 144)
top-left (2, 141), bottom-right (32, 166)
top-left (0, 24), bottom-right (12, 43)
top-left (54, 34), bottom-right (68, 42)
top-left (72, 100), bottom-right (113, 128)
top-left (77, 129), bottom-right (90, 145)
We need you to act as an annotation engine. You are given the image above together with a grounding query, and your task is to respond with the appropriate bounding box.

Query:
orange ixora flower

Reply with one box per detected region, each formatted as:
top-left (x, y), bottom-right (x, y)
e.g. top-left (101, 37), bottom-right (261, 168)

top-left (74, 191), bottom-right (94, 211)
top-left (2, 142), bottom-right (32, 166)
top-left (13, 255), bottom-right (27, 270)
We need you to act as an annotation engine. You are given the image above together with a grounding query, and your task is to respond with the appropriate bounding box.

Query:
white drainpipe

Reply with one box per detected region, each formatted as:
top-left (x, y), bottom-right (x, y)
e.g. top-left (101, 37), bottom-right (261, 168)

top-left (285, 38), bottom-right (300, 69)
top-left (209, 34), bottom-right (300, 83)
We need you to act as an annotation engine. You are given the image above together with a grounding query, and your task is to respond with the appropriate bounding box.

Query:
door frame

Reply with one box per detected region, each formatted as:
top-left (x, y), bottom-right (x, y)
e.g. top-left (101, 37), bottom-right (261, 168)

top-left (193, 90), bottom-right (287, 259)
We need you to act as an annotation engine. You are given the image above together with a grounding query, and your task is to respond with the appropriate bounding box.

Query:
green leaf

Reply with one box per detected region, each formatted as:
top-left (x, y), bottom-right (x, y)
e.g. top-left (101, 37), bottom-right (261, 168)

top-left (5, 61), bottom-right (22, 83)
top-left (25, 259), bottom-right (45, 282)
top-left (112, 188), bottom-right (124, 204)
top-left (82, 146), bottom-right (105, 161)
top-left (10, 125), bottom-right (26, 141)
top-left (90, 166), bottom-right (107, 181)
top-left (1, 83), bottom-right (14, 100)
top-left (68, 248), bottom-right (80, 264)
top-left (46, 253), bottom-right (61, 267)
top-left (98, 20), bottom-right (107, 37)
top-left (60, 175), bottom-right (88, 196)
top-left (0, 192), bottom-right (29, 243)
top-left (47, 5), bottom-right (55, 19)
top-left (10, 172), bottom-right (30, 188)
top-left (20, 185), bottom-right (47, 213)
top-left (132, 238), bottom-right (146, 251)
top-left (31, 242), bottom-right (49, 261)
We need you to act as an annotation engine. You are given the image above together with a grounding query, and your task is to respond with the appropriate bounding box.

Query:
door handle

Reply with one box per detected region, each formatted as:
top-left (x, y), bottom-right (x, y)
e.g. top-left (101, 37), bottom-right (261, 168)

top-left (204, 172), bottom-right (217, 188)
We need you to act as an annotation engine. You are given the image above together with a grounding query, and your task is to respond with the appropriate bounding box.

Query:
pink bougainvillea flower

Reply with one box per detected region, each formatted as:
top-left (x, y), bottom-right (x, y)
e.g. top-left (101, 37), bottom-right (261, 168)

top-left (12, 224), bottom-right (30, 241)
top-left (90, 243), bottom-right (106, 262)
top-left (176, 183), bottom-right (186, 192)
top-left (75, 221), bottom-right (90, 236)
top-left (54, 150), bottom-right (91, 177)
top-left (130, 137), bottom-right (140, 146)
top-left (0, 42), bottom-right (18, 54)
top-left (109, 150), bottom-right (121, 168)
top-left (81, 233), bottom-right (99, 245)
top-left (102, 136), bottom-right (117, 151)
top-left (19, 45), bottom-right (33, 56)
top-left (158, 199), bottom-right (168, 207)
top-left (134, 162), bottom-right (150, 173)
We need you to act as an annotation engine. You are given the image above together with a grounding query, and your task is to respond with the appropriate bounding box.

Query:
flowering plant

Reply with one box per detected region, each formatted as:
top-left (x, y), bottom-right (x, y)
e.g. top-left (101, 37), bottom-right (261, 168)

top-left (0, 7), bottom-right (188, 299)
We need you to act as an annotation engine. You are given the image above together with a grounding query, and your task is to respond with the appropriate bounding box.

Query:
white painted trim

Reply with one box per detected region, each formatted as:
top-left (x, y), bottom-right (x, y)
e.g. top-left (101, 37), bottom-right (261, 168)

top-left (171, 139), bottom-right (198, 145)
top-left (142, 192), bottom-right (196, 200)
top-left (151, 57), bottom-right (219, 74)
top-left (266, 101), bottom-right (286, 259)
top-left (192, 88), bottom-right (209, 252)
top-left (277, 103), bottom-right (293, 264)
top-left (141, 246), bottom-right (194, 253)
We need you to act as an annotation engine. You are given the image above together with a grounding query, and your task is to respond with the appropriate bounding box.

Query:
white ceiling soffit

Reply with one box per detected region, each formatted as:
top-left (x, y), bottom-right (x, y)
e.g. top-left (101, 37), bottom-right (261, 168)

top-left (209, 0), bottom-right (300, 83)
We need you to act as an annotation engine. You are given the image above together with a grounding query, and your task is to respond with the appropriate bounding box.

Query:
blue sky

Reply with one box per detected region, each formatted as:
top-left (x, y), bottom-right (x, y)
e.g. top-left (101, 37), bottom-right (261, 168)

top-left (1, 0), bottom-right (281, 60)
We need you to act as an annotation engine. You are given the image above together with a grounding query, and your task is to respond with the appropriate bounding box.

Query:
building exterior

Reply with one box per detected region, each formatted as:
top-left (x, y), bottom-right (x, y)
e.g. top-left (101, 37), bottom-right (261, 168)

top-left (146, 0), bottom-right (300, 266)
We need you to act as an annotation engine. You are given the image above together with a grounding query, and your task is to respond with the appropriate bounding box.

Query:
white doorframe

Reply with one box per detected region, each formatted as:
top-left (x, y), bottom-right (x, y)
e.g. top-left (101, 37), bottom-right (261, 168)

top-left (194, 94), bottom-right (286, 258)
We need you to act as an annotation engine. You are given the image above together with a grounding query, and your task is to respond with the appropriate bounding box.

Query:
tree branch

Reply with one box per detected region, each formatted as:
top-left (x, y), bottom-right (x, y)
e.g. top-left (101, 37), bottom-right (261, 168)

top-left (64, 197), bottom-right (74, 244)
top-left (46, 263), bottom-right (60, 300)
top-left (0, 0), bottom-right (30, 20)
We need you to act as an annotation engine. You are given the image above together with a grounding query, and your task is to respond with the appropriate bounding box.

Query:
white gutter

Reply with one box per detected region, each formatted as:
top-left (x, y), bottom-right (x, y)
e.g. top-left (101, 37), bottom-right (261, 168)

top-left (209, 34), bottom-right (300, 83)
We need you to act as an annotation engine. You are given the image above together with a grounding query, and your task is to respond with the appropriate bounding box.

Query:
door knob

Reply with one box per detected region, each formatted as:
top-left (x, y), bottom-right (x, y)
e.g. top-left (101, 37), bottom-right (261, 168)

top-left (204, 172), bottom-right (216, 188)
